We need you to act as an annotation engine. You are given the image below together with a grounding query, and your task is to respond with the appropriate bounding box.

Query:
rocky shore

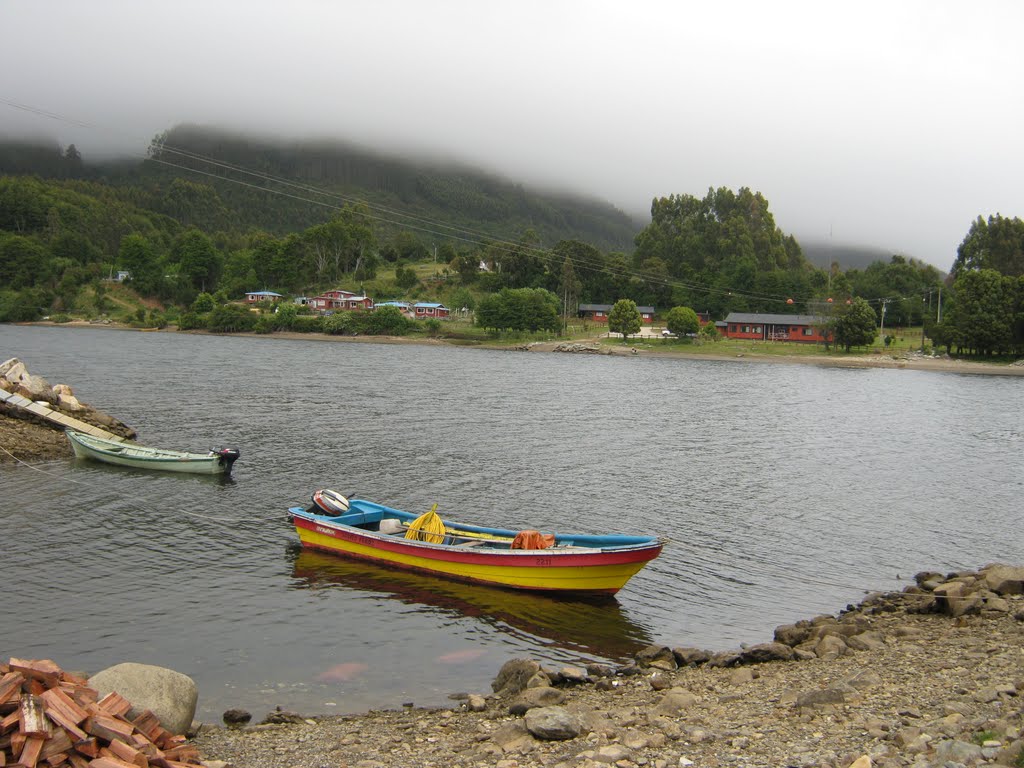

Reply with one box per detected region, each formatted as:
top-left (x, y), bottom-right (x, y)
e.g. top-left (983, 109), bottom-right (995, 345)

top-left (0, 358), bottom-right (135, 463)
top-left (191, 565), bottom-right (1024, 768)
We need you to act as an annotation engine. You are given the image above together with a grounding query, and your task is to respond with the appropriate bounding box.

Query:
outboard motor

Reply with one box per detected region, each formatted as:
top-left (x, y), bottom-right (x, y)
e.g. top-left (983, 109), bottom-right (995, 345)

top-left (311, 489), bottom-right (350, 515)
top-left (212, 447), bottom-right (241, 473)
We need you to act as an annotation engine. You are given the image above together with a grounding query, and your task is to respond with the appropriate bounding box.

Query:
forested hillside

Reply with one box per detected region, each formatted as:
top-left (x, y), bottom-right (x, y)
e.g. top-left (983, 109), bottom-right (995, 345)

top-left (0, 126), bottom-right (641, 252)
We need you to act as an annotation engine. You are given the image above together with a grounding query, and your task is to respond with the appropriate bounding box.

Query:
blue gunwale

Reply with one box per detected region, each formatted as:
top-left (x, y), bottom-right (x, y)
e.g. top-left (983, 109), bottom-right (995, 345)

top-left (291, 498), bottom-right (660, 549)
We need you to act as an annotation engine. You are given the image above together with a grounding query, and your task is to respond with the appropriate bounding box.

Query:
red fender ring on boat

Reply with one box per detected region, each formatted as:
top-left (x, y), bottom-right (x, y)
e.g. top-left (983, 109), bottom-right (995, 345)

top-left (312, 489), bottom-right (351, 514)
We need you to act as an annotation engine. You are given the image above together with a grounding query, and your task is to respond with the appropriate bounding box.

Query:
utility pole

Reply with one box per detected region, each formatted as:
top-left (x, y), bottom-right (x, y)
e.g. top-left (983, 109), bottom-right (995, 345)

top-left (937, 287), bottom-right (942, 323)
top-left (920, 289), bottom-right (932, 351)
top-left (879, 298), bottom-right (890, 346)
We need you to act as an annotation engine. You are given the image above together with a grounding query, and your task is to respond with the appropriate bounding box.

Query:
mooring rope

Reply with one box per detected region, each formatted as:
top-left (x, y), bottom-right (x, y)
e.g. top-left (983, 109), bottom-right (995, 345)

top-left (0, 443), bottom-right (88, 484)
top-left (0, 441), bottom-right (260, 525)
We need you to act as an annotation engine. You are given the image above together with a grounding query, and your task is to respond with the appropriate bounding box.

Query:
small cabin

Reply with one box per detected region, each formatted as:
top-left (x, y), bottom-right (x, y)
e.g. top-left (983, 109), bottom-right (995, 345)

top-left (414, 302), bottom-right (450, 319)
top-left (245, 291), bottom-right (283, 304)
top-left (720, 312), bottom-right (830, 343)
top-left (578, 303), bottom-right (655, 324)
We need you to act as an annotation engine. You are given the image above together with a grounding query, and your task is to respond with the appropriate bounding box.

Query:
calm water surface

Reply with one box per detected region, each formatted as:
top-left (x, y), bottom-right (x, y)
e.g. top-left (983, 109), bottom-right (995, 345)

top-left (2, 325), bottom-right (1022, 718)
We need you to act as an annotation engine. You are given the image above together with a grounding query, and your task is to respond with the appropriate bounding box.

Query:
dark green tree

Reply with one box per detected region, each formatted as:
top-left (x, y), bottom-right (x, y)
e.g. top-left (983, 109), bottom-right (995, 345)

top-left (828, 297), bottom-right (877, 351)
top-left (952, 215), bottom-right (1024, 278)
top-left (608, 298), bottom-right (642, 340)
top-left (393, 231), bottom-right (430, 262)
top-left (171, 229), bottom-right (222, 293)
top-left (0, 234), bottom-right (49, 289)
top-left (476, 288), bottom-right (559, 333)
top-left (665, 306), bottom-right (700, 337)
top-left (559, 256), bottom-right (580, 331)
top-left (453, 249), bottom-right (481, 284)
top-left (395, 266), bottom-right (419, 291)
top-left (118, 234), bottom-right (163, 296)
top-left (946, 268), bottom-right (1013, 355)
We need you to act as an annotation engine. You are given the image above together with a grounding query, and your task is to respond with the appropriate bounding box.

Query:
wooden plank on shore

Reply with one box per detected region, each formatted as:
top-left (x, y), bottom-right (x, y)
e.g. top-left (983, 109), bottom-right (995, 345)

top-left (57, 686), bottom-right (96, 708)
top-left (86, 757), bottom-right (138, 768)
top-left (40, 689), bottom-right (89, 727)
top-left (19, 697), bottom-right (49, 738)
top-left (1, 710), bottom-right (20, 733)
top-left (0, 674), bottom-right (26, 707)
top-left (83, 716), bottom-right (133, 746)
top-left (93, 696), bottom-right (130, 721)
top-left (7, 663), bottom-right (60, 690)
top-left (38, 730), bottom-right (72, 760)
top-left (125, 715), bottom-right (159, 746)
top-left (156, 745), bottom-right (195, 764)
top-left (104, 740), bottom-right (146, 768)
top-left (17, 734), bottom-right (45, 768)
top-left (71, 738), bottom-right (99, 758)
top-left (43, 713), bottom-right (86, 744)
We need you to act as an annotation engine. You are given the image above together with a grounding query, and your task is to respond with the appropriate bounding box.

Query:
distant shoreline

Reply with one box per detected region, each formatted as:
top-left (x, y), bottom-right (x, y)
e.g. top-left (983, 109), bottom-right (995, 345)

top-left (14, 320), bottom-right (1024, 377)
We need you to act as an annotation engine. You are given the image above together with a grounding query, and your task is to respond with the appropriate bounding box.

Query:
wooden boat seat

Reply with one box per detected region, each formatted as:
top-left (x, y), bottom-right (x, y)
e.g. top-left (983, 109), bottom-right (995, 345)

top-left (454, 539), bottom-right (484, 547)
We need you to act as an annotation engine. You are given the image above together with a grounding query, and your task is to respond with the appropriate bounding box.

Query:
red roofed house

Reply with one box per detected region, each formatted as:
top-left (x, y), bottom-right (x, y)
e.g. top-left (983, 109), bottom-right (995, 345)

top-left (720, 312), bottom-right (830, 343)
top-left (310, 289), bottom-right (374, 313)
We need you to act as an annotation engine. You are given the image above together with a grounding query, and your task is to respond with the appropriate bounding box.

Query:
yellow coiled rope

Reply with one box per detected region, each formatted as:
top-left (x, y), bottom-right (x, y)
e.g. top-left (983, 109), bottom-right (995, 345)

top-left (405, 503), bottom-right (446, 543)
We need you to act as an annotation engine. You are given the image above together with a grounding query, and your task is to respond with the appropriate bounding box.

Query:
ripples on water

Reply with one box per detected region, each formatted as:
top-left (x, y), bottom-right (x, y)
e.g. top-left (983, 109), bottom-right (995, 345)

top-left (2, 325), bottom-right (1023, 717)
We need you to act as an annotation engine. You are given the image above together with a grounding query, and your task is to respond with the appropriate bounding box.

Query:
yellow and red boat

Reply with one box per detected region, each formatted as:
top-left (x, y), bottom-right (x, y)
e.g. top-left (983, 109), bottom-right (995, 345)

top-left (289, 490), bottom-right (663, 595)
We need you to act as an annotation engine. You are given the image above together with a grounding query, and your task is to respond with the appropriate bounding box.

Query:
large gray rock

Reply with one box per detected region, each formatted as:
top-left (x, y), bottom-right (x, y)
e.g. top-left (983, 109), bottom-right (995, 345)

top-left (933, 581), bottom-right (983, 617)
top-left (773, 623), bottom-right (811, 647)
top-left (847, 630), bottom-right (887, 651)
top-left (0, 358), bottom-right (25, 380)
top-left (492, 659), bottom-right (542, 696)
top-left (523, 706), bottom-right (582, 741)
top-left (509, 686), bottom-right (565, 715)
top-left (635, 644), bottom-right (677, 669)
top-left (89, 662), bottom-right (198, 735)
top-left (983, 565), bottom-right (1024, 595)
top-left (814, 634), bottom-right (849, 659)
top-left (740, 642), bottom-right (795, 663)
top-left (672, 647), bottom-right (712, 666)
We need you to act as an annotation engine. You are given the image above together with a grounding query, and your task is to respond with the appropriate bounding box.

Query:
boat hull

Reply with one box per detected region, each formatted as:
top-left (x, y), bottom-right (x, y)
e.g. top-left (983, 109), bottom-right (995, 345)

top-left (291, 507), bottom-right (662, 595)
top-left (66, 430), bottom-right (237, 475)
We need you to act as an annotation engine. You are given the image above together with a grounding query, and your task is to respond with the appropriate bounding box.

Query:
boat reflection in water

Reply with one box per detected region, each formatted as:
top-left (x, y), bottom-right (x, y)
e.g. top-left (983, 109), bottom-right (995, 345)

top-left (289, 548), bottom-right (655, 662)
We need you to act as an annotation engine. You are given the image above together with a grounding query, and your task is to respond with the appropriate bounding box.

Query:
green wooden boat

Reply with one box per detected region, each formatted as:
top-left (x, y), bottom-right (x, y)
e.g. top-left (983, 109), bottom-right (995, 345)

top-left (66, 429), bottom-right (240, 475)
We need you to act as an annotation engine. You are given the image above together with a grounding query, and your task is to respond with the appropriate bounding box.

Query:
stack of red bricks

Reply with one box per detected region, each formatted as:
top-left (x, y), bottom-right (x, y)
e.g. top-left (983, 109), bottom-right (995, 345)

top-left (0, 658), bottom-right (201, 768)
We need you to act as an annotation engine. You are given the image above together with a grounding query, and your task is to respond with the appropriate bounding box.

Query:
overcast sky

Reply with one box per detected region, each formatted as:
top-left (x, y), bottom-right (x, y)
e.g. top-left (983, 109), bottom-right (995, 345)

top-left (2, 0), bottom-right (1022, 271)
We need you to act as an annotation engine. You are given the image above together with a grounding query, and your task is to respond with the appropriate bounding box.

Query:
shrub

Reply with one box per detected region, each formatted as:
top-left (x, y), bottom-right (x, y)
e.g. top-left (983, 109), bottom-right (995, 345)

top-left (364, 305), bottom-right (414, 336)
top-left (49, 313), bottom-right (72, 323)
top-left (206, 304), bottom-right (257, 333)
top-left (291, 315), bottom-right (324, 333)
top-left (699, 323), bottom-right (719, 340)
top-left (191, 292), bottom-right (215, 313)
top-left (253, 315), bottom-right (275, 334)
top-left (176, 311), bottom-right (204, 330)
top-left (272, 303), bottom-right (300, 331)
top-left (323, 311), bottom-right (355, 335)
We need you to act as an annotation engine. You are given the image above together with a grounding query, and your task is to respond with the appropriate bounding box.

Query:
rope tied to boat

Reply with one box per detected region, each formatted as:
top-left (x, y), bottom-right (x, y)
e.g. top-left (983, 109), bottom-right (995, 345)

top-left (405, 503), bottom-right (446, 544)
